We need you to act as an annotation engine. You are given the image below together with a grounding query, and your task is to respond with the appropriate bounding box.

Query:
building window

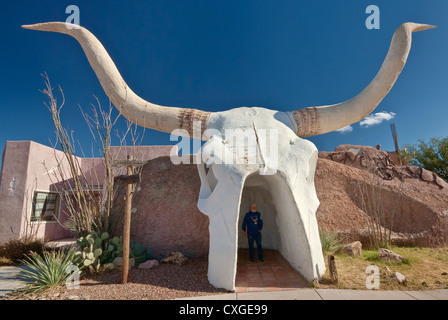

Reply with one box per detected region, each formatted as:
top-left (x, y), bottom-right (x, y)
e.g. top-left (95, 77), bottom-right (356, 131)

top-left (31, 191), bottom-right (60, 222)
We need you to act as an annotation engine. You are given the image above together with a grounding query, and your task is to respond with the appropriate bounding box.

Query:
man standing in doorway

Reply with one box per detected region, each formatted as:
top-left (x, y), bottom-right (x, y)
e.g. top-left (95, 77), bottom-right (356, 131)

top-left (242, 203), bottom-right (264, 262)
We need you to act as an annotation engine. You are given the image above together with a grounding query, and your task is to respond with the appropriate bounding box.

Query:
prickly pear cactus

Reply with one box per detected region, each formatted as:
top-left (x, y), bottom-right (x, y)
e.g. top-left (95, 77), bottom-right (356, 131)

top-left (76, 231), bottom-right (114, 273)
top-left (76, 231), bottom-right (152, 272)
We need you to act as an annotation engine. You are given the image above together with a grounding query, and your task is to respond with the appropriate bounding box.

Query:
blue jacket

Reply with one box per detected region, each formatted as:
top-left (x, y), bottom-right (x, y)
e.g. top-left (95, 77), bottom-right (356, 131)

top-left (242, 211), bottom-right (263, 235)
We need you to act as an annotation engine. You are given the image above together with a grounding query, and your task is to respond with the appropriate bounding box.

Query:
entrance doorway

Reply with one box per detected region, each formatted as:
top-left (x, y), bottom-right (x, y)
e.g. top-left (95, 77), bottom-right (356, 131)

top-left (236, 172), bottom-right (310, 292)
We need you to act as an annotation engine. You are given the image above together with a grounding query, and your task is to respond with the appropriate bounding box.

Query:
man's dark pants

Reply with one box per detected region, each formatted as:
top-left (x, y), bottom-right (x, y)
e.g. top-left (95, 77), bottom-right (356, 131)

top-left (248, 232), bottom-right (263, 260)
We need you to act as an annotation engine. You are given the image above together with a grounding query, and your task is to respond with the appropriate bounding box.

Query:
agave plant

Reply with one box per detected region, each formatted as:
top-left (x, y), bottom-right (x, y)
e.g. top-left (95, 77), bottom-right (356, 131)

top-left (17, 248), bottom-right (83, 293)
top-left (320, 230), bottom-right (342, 254)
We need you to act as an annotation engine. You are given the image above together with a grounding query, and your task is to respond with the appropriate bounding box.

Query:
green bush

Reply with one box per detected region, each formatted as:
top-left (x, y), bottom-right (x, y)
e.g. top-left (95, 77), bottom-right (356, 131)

top-left (130, 240), bottom-right (152, 264)
top-left (406, 137), bottom-right (448, 182)
top-left (18, 249), bottom-right (83, 293)
top-left (320, 230), bottom-right (342, 253)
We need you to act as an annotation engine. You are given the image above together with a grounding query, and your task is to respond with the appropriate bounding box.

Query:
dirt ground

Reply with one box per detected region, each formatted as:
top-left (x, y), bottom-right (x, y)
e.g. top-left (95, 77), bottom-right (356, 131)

top-left (0, 257), bottom-right (228, 300)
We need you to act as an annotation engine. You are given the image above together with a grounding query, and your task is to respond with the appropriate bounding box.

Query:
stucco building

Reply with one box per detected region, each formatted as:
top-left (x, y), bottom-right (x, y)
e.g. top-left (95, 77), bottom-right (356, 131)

top-left (0, 140), bottom-right (174, 244)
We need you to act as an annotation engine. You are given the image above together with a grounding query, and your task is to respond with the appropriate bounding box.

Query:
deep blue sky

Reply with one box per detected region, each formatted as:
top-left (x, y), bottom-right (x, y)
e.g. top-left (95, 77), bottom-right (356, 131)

top-left (1, 0), bottom-right (447, 157)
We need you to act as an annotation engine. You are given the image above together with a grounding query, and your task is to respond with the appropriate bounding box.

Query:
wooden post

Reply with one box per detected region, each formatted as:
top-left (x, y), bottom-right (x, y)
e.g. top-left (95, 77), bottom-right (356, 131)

top-left (328, 254), bottom-right (338, 284)
top-left (112, 156), bottom-right (145, 284)
top-left (122, 155), bottom-right (133, 284)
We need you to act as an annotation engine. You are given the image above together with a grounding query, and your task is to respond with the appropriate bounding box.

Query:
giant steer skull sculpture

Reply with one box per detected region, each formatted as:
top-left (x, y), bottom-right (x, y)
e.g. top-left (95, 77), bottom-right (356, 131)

top-left (24, 21), bottom-right (433, 290)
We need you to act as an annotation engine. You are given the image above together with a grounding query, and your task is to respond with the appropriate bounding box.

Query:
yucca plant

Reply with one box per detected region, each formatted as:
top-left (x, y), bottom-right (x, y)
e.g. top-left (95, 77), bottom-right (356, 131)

top-left (320, 230), bottom-right (342, 253)
top-left (17, 248), bottom-right (83, 293)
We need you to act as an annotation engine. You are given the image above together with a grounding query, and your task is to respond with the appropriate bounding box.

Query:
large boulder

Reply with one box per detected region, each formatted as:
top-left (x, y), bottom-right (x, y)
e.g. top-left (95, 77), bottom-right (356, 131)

top-left (339, 241), bottom-right (362, 257)
top-left (161, 252), bottom-right (188, 265)
top-left (378, 248), bottom-right (405, 263)
top-left (138, 259), bottom-right (159, 269)
top-left (112, 257), bottom-right (135, 268)
top-left (394, 271), bottom-right (406, 284)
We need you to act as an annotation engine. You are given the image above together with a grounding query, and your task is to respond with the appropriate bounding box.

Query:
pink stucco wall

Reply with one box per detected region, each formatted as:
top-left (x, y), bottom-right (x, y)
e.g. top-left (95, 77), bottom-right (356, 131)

top-left (0, 141), bottom-right (79, 243)
top-left (0, 141), bottom-right (31, 243)
top-left (0, 141), bottom-right (175, 244)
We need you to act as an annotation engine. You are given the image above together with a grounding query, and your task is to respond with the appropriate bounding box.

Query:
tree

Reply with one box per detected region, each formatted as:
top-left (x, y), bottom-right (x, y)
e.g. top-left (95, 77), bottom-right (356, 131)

top-left (405, 137), bottom-right (448, 182)
top-left (41, 73), bottom-right (144, 236)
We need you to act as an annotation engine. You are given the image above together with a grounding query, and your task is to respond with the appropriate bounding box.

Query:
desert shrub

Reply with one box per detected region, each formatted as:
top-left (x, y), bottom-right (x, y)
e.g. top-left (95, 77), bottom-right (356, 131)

top-left (0, 256), bottom-right (13, 266)
top-left (0, 238), bottom-right (46, 264)
top-left (320, 230), bottom-right (342, 253)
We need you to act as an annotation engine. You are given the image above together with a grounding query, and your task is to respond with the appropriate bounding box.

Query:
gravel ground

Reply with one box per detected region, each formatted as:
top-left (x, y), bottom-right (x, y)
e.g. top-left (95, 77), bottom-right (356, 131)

top-left (1, 257), bottom-right (229, 300)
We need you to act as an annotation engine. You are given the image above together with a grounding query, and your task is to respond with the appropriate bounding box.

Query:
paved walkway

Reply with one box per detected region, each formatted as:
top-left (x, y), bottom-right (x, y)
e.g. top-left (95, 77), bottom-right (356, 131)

top-left (177, 288), bottom-right (448, 300)
top-left (0, 266), bottom-right (30, 297)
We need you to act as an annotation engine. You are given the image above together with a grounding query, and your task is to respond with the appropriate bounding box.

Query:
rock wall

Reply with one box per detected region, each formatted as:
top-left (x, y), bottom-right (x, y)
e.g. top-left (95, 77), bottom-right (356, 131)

top-left (319, 144), bottom-right (446, 188)
top-left (112, 156), bottom-right (209, 259)
top-left (317, 145), bottom-right (448, 247)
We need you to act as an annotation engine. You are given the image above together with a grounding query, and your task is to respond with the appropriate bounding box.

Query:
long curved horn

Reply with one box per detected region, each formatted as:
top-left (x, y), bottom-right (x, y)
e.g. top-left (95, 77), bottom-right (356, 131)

top-left (292, 22), bottom-right (435, 137)
top-left (22, 22), bottom-right (211, 138)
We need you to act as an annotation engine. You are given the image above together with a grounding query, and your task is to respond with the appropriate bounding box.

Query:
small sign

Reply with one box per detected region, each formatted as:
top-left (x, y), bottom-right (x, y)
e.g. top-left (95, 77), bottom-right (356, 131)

top-left (112, 159), bottom-right (148, 167)
top-left (114, 173), bottom-right (141, 183)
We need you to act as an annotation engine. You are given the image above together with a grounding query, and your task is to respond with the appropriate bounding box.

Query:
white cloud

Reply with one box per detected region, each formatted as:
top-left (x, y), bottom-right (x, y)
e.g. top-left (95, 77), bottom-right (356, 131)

top-left (336, 125), bottom-right (353, 134)
top-left (360, 111), bottom-right (396, 128)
